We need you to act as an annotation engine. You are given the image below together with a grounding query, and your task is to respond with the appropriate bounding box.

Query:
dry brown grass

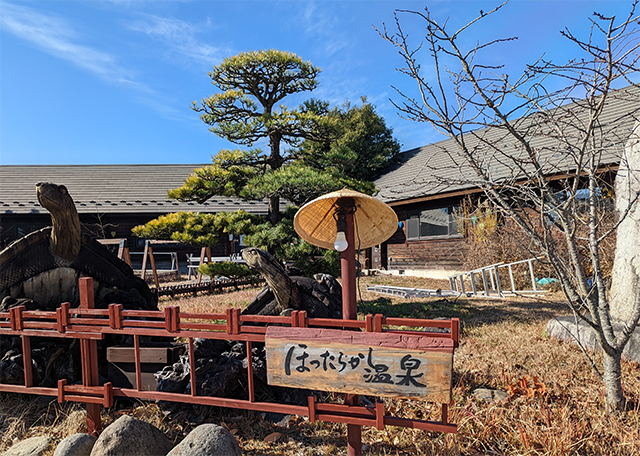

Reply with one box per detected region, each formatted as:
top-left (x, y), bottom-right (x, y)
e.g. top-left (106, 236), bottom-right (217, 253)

top-left (2, 275), bottom-right (639, 455)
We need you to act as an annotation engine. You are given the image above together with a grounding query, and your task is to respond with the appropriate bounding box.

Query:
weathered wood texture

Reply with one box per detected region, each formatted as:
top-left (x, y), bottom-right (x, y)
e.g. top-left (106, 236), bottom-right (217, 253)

top-left (106, 346), bottom-right (182, 364)
top-left (383, 204), bottom-right (468, 271)
top-left (387, 236), bottom-right (466, 270)
top-left (265, 327), bottom-right (453, 402)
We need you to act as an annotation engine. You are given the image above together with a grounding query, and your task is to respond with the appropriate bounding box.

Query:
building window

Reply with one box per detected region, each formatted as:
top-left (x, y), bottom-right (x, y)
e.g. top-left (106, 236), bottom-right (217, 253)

top-left (406, 207), bottom-right (459, 239)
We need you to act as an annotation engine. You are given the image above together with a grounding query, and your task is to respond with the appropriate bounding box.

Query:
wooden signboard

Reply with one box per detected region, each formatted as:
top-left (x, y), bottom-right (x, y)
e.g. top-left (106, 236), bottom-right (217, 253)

top-left (265, 327), bottom-right (454, 402)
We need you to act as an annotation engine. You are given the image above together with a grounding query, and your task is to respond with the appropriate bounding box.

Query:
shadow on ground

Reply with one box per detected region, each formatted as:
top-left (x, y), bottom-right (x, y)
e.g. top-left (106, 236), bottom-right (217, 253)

top-left (357, 294), bottom-right (569, 327)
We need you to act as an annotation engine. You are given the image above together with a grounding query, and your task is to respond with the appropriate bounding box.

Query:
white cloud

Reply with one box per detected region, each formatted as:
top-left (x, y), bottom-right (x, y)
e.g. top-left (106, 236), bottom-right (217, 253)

top-left (0, 1), bottom-right (190, 119)
top-left (0, 2), bottom-right (136, 85)
top-left (126, 14), bottom-right (224, 66)
top-left (300, 2), bottom-right (348, 57)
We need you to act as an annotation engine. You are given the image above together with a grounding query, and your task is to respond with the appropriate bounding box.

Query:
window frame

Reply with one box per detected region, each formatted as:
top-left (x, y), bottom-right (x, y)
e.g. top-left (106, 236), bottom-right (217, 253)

top-left (405, 206), bottom-right (461, 241)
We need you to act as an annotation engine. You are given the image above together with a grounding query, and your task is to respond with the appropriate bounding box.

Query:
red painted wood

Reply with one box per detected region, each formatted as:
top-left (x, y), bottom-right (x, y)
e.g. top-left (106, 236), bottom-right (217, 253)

top-left (121, 310), bottom-right (164, 318)
top-left (61, 303), bottom-right (70, 327)
top-left (451, 318), bottom-right (460, 348)
top-left (113, 388), bottom-right (309, 415)
top-left (188, 338), bottom-right (196, 397)
top-left (265, 326), bottom-right (454, 352)
top-left (23, 322), bottom-right (58, 330)
top-left (79, 277), bottom-right (101, 435)
top-left (226, 308), bottom-right (233, 334)
top-left (0, 384), bottom-right (55, 395)
top-left (0, 329), bottom-right (104, 339)
top-left (383, 317), bottom-right (454, 328)
top-left (182, 312), bottom-right (226, 320)
top-left (22, 336), bottom-right (32, 387)
top-left (308, 396), bottom-right (316, 422)
top-left (307, 318), bottom-right (364, 328)
top-left (365, 314), bottom-right (373, 332)
top-left (56, 308), bottom-right (66, 333)
top-left (1, 279), bottom-right (459, 443)
top-left (376, 402), bottom-right (385, 430)
top-left (134, 335), bottom-right (142, 391)
top-left (246, 341), bottom-right (254, 402)
top-left (232, 308), bottom-right (241, 335)
top-left (103, 383), bottom-right (113, 408)
top-left (58, 379), bottom-right (67, 403)
top-left (374, 314), bottom-right (383, 332)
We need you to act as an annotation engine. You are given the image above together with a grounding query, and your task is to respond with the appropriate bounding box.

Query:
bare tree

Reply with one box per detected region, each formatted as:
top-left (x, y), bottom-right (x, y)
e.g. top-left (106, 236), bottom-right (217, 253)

top-left (378, 1), bottom-right (640, 411)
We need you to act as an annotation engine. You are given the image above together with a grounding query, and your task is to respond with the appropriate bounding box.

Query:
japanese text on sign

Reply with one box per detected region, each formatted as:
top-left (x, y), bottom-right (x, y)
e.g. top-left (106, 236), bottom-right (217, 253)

top-left (265, 327), bottom-right (453, 402)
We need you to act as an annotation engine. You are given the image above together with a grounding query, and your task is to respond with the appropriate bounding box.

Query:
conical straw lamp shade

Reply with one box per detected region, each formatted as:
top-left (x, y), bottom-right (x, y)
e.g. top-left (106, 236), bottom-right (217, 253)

top-left (294, 188), bottom-right (398, 250)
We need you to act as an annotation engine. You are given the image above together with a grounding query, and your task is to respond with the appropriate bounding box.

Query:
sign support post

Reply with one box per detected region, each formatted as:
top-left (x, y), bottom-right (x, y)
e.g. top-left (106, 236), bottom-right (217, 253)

top-left (293, 188), bottom-right (400, 456)
top-left (341, 210), bottom-right (361, 456)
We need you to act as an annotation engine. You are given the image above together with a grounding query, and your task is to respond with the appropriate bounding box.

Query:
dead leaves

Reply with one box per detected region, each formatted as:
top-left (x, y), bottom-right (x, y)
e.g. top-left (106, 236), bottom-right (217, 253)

top-left (506, 375), bottom-right (547, 399)
top-left (263, 431), bottom-right (283, 443)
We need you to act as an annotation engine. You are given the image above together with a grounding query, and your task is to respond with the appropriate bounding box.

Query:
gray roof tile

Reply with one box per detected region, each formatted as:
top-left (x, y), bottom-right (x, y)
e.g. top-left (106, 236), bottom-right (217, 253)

top-left (0, 164), bottom-right (273, 215)
top-left (375, 85), bottom-right (640, 203)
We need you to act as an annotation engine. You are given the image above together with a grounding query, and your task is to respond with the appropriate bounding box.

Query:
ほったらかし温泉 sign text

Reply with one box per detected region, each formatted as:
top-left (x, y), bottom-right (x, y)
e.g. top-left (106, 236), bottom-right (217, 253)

top-left (265, 327), bottom-right (453, 402)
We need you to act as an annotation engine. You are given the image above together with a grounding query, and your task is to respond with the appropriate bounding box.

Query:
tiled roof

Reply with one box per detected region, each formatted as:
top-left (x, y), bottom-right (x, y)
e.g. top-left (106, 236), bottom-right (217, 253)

top-left (375, 85), bottom-right (640, 204)
top-left (0, 164), bottom-right (271, 215)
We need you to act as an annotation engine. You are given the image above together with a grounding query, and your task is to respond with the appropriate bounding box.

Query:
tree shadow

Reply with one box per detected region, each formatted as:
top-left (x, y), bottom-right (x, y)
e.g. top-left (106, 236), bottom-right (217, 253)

top-left (357, 294), bottom-right (569, 327)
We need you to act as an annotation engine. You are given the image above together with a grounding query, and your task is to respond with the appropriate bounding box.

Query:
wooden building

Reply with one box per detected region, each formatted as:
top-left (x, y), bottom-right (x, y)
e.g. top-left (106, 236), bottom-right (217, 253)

top-left (373, 85), bottom-right (639, 278)
top-left (0, 164), bottom-right (272, 267)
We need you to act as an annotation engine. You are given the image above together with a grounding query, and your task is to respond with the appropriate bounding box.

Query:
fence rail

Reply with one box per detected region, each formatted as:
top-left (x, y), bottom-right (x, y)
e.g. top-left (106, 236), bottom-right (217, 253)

top-left (154, 275), bottom-right (265, 297)
top-left (0, 277), bottom-right (459, 440)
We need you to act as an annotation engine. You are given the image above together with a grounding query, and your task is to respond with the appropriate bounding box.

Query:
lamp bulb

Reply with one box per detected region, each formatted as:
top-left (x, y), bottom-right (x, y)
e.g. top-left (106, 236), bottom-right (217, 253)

top-left (334, 231), bottom-right (348, 252)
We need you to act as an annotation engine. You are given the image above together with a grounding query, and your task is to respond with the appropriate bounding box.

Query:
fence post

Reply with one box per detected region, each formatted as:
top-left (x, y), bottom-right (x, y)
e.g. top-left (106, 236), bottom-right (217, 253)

top-left (141, 240), bottom-right (149, 281)
top-left (79, 277), bottom-right (101, 435)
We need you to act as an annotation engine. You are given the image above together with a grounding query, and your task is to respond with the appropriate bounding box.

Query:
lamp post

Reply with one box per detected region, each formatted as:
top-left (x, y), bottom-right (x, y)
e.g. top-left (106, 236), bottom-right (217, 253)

top-left (294, 189), bottom-right (398, 456)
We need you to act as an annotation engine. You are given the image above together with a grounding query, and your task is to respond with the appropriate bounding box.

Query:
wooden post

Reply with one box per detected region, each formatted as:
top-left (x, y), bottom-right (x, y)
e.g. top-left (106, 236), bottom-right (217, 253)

top-left (247, 341), bottom-right (255, 402)
top-left (116, 239), bottom-right (126, 263)
top-left (196, 247), bottom-right (206, 285)
top-left (341, 210), bottom-right (361, 456)
top-left (134, 335), bottom-right (142, 391)
top-left (148, 244), bottom-right (159, 288)
top-left (141, 240), bottom-right (149, 280)
top-left (79, 277), bottom-right (101, 435)
top-left (22, 335), bottom-right (33, 387)
top-left (188, 338), bottom-right (197, 397)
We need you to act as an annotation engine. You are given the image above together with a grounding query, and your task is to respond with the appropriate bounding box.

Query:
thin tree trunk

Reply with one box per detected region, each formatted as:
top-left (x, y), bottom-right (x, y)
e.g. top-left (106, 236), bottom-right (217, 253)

top-left (603, 350), bottom-right (624, 412)
top-left (269, 194), bottom-right (280, 224)
top-left (267, 132), bottom-right (283, 224)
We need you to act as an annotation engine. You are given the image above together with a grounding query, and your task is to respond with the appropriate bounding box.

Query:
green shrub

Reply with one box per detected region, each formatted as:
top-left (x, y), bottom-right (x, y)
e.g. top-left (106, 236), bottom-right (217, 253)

top-left (199, 261), bottom-right (258, 280)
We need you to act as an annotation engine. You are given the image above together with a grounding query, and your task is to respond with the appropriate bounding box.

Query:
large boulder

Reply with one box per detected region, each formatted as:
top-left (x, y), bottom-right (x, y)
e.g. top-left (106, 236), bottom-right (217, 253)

top-left (3, 436), bottom-right (51, 456)
top-left (53, 433), bottom-right (96, 456)
top-left (89, 415), bottom-right (173, 456)
top-left (547, 316), bottom-right (640, 363)
top-left (609, 121), bottom-right (640, 322)
top-left (166, 424), bottom-right (241, 456)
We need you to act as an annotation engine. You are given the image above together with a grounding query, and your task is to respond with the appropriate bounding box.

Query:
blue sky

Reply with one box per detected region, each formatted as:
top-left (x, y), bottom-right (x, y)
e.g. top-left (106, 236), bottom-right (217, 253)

top-left (1, 0), bottom-right (636, 165)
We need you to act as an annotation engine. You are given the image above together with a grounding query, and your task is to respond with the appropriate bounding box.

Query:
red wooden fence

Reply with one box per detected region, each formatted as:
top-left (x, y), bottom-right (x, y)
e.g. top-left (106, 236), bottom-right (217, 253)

top-left (0, 277), bottom-right (459, 441)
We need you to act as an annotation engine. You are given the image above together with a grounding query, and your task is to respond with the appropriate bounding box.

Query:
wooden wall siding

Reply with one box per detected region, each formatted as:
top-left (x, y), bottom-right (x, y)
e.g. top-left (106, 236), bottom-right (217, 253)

top-left (387, 237), bottom-right (466, 270)
top-left (1, 214), bottom-right (229, 258)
